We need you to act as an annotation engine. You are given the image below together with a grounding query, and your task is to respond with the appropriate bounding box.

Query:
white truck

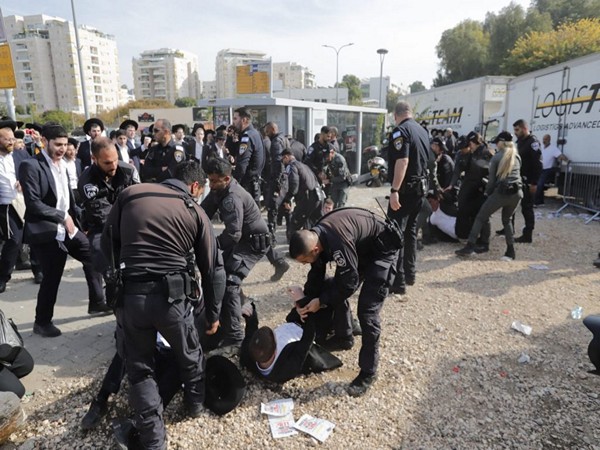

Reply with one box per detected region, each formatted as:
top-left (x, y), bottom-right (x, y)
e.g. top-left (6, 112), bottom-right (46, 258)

top-left (398, 76), bottom-right (512, 137)
top-left (502, 52), bottom-right (600, 163)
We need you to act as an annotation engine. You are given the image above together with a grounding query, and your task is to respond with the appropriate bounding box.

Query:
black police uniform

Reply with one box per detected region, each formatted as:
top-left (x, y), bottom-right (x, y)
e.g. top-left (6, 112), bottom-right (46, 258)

top-left (387, 117), bottom-right (434, 291)
top-left (283, 159), bottom-right (324, 241)
top-left (233, 124), bottom-right (265, 205)
top-left (305, 139), bottom-right (329, 178)
top-left (302, 208), bottom-right (398, 376)
top-left (325, 152), bottom-right (351, 208)
top-left (102, 179), bottom-right (225, 449)
top-left (451, 144), bottom-right (493, 242)
top-left (266, 132), bottom-right (288, 233)
top-left (78, 161), bottom-right (139, 273)
top-left (141, 141), bottom-right (186, 183)
top-left (201, 178), bottom-right (283, 347)
top-left (517, 134), bottom-right (542, 239)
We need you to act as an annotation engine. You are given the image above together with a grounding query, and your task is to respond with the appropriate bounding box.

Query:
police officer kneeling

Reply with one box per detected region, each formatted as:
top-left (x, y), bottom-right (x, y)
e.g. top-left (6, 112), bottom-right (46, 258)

top-left (289, 208), bottom-right (401, 396)
top-left (102, 161), bottom-right (225, 450)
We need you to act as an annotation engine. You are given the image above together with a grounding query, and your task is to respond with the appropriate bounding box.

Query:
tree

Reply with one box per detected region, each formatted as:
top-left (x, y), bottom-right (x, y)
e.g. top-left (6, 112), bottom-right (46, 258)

top-left (337, 74), bottom-right (363, 105)
top-left (386, 89), bottom-right (400, 112)
top-left (434, 20), bottom-right (490, 86)
top-left (504, 18), bottom-right (600, 75)
top-left (534, 0), bottom-right (600, 26)
top-left (40, 110), bottom-right (74, 132)
top-left (409, 81), bottom-right (426, 93)
top-left (174, 97), bottom-right (197, 107)
top-left (96, 99), bottom-right (174, 128)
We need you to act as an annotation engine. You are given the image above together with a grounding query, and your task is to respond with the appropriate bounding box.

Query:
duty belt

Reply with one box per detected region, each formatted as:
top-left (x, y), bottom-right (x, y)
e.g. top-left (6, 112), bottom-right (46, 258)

top-left (123, 279), bottom-right (167, 295)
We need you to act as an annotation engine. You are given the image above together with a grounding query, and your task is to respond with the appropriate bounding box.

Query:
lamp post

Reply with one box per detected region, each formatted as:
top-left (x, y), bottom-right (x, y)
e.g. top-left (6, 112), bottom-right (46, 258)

top-left (377, 48), bottom-right (388, 109)
top-left (322, 43), bottom-right (354, 104)
top-left (71, 0), bottom-right (89, 119)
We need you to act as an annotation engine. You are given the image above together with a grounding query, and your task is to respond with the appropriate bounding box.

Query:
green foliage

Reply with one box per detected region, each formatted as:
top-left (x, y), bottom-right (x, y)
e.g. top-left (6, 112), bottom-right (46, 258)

top-left (409, 81), bottom-right (426, 93)
top-left (534, 0), bottom-right (600, 26)
top-left (97, 99), bottom-right (174, 128)
top-left (386, 89), bottom-right (400, 112)
top-left (174, 97), bottom-right (197, 107)
top-left (14, 105), bottom-right (26, 115)
top-left (338, 74), bottom-right (363, 105)
top-left (40, 110), bottom-right (74, 132)
top-left (504, 18), bottom-right (600, 75)
top-left (434, 20), bottom-right (490, 86)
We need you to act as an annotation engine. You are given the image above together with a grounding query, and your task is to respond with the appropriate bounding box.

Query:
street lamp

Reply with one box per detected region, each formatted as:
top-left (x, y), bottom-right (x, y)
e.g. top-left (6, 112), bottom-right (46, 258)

top-left (322, 43), bottom-right (354, 104)
top-left (377, 48), bottom-right (388, 109)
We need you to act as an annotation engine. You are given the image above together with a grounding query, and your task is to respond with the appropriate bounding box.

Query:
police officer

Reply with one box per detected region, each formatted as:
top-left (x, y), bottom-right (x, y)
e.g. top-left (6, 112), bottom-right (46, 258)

top-left (513, 119), bottom-right (542, 243)
top-left (388, 101), bottom-right (437, 295)
top-left (304, 126), bottom-right (332, 178)
top-left (232, 107), bottom-right (265, 204)
top-left (447, 131), bottom-right (493, 250)
top-left (201, 157), bottom-right (288, 349)
top-left (141, 118), bottom-right (186, 183)
top-left (289, 208), bottom-right (400, 396)
top-left (78, 137), bottom-right (139, 297)
top-left (281, 149), bottom-right (324, 242)
top-left (102, 161), bottom-right (225, 449)
top-left (322, 145), bottom-right (351, 208)
top-left (263, 122), bottom-right (288, 236)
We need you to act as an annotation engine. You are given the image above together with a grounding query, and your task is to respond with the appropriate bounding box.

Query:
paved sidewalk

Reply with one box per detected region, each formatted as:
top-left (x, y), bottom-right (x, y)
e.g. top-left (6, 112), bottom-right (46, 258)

top-left (0, 259), bottom-right (117, 393)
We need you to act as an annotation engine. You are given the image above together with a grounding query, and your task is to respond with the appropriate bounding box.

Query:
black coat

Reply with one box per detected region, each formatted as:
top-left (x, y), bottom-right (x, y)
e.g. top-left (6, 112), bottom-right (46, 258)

top-left (76, 140), bottom-right (92, 169)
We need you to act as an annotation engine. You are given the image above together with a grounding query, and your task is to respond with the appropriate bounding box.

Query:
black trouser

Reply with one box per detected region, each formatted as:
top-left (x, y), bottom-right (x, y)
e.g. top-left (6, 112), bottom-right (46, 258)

top-left (31, 231), bottom-right (104, 326)
top-left (388, 193), bottom-right (423, 289)
top-left (456, 184), bottom-right (490, 244)
top-left (242, 177), bottom-right (261, 207)
top-left (0, 343), bottom-right (34, 398)
top-left (330, 183), bottom-right (349, 208)
top-left (0, 205), bottom-right (23, 283)
top-left (118, 288), bottom-right (203, 450)
top-left (287, 195), bottom-right (322, 241)
top-left (265, 180), bottom-right (281, 231)
top-left (217, 243), bottom-right (267, 347)
top-left (520, 184), bottom-right (535, 233)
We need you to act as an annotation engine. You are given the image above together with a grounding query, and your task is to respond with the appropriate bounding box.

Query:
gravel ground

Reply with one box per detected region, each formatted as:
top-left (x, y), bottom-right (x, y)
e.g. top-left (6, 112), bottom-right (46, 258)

top-left (2, 185), bottom-right (599, 449)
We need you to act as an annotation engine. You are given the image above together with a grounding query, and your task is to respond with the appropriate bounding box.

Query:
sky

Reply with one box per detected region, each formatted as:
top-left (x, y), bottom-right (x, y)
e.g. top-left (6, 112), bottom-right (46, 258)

top-left (2, 0), bottom-right (533, 91)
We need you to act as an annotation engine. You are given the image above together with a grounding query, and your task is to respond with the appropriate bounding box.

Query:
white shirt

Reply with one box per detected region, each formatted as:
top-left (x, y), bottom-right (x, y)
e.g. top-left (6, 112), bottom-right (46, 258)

top-left (257, 322), bottom-right (303, 376)
top-left (0, 153), bottom-right (17, 205)
top-left (194, 141), bottom-right (204, 161)
top-left (215, 143), bottom-right (225, 159)
top-left (117, 145), bottom-right (130, 164)
top-left (430, 208), bottom-right (457, 239)
top-left (541, 144), bottom-right (562, 169)
top-left (63, 159), bottom-right (79, 190)
top-left (42, 150), bottom-right (73, 241)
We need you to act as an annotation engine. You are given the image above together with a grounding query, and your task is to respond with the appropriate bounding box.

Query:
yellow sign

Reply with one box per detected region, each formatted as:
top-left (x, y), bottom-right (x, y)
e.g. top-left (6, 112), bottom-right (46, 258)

top-left (0, 44), bottom-right (16, 89)
top-left (235, 62), bottom-right (271, 95)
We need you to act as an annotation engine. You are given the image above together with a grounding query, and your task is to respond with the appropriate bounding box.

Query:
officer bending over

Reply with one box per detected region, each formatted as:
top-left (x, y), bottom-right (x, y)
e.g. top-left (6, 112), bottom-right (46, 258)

top-left (102, 161), bottom-right (225, 450)
top-left (289, 208), bottom-right (400, 396)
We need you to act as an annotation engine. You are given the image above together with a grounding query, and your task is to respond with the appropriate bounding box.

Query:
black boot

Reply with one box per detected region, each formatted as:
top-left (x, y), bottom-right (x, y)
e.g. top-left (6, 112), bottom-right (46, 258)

top-left (503, 245), bottom-right (516, 261)
top-left (456, 242), bottom-right (476, 257)
top-left (515, 229), bottom-right (532, 243)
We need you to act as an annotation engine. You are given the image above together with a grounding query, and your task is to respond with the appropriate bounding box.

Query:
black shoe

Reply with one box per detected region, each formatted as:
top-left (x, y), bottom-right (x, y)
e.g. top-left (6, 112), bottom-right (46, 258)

top-left (405, 277), bottom-right (415, 286)
top-left (351, 317), bottom-right (362, 336)
top-left (112, 418), bottom-right (139, 450)
top-left (15, 262), bottom-right (31, 271)
top-left (456, 243), bottom-right (476, 256)
top-left (593, 257), bottom-right (600, 269)
top-left (515, 235), bottom-right (532, 243)
top-left (33, 322), bottom-right (61, 337)
top-left (389, 285), bottom-right (406, 295)
top-left (88, 301), bottom-right (113, 315)
top-left (81, 398), bottom-right (108, 430)
top-left (0, 281), bottom-right (6, 294)
top-left (503, 245), bottom-right (516, 261)
top-left (417, 239), bottom-right (424, 251)
top-left (495, 228), bottom-right (506, 236)
top-left (474, 244), bottom-right (489, 254)
top-left (33, 272), bottom-right (43, 284)
top-left (185, 401), bottom-right (205, 419)
top-left (270, 261), bottom-right (290, 282)
top-left (348, 371), bottom-right (377, 397)
top-left (321, 336), bottom-right (354, 352)
top-left (422, 236), bottom-right (438, 246)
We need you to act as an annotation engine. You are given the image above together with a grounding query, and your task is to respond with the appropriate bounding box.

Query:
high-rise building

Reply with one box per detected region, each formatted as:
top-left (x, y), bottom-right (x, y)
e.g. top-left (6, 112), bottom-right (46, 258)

top-left (272, 62), bottom-right (315, 90)
top-left (361, 76), bottom-right (391, 106)
top-left (201, 80), bottom-right (217, 100)
top-left (4, 14), bottom-right (121, 114)
top-left (132, 48), bottom-right (199, 103)
top-left (215, 49), bottom-right (267, 98)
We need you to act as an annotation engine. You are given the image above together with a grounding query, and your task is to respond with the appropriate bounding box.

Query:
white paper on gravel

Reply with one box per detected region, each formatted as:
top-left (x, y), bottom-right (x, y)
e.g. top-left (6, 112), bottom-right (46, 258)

top-left (293, 414), bottom-right (335, 442)
top-left (261, 398), bottom-right (294, 416)
top-left (261, 399), bottom-right (298, 439)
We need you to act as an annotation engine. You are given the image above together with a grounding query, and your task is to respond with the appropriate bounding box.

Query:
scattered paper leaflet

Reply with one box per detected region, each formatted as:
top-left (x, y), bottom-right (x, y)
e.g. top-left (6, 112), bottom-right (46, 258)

top-left (261, 398), bottom-right (294, 417)
top-left (293, 414), bottom-right (335, 443)
top-left (268, 413), bottom-right (298, 439)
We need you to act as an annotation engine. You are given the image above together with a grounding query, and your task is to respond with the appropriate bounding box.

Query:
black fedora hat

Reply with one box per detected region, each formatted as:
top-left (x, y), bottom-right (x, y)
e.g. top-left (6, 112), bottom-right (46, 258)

top-left (204, 355), bottom-right (246, 416)
top-left (0, 119), bottom-right (17, 132)
top-left (119, 119), bottom-right (138, 130)
top-left (83, 118), bottom-right (105, 134)
top-left (24, 123), bottom-right (43, 133)
top-left (0, 117), bottom-right (23, 129)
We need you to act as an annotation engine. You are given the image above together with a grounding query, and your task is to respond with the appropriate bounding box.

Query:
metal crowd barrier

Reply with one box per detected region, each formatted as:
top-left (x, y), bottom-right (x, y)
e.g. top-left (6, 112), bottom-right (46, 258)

top-left (555, 161), bottom-right (600, 224)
